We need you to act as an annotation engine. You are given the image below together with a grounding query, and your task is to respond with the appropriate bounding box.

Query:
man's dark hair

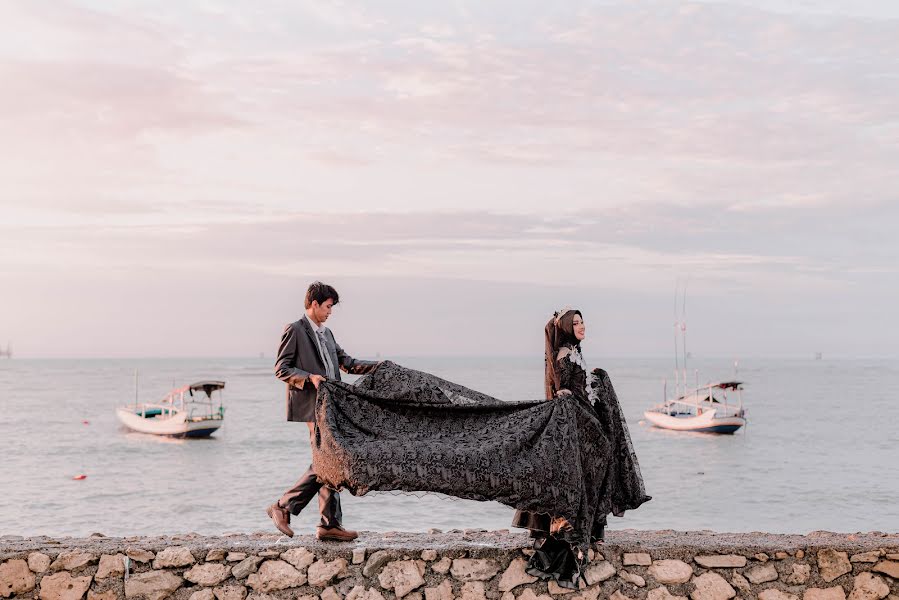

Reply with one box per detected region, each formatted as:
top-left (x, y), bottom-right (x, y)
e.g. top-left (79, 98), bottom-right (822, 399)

top-left (305, 281), bottom-right (340, 309)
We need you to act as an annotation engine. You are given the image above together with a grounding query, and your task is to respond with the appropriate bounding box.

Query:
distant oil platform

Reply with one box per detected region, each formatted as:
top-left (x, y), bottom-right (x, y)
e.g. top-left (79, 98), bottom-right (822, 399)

top-left (0, 342), bottom-right (12, 359)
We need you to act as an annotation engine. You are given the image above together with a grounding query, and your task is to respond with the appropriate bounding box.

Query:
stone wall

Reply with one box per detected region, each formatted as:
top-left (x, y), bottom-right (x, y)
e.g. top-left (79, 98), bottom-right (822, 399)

top-left (1, 531), bottom-right (897, 600)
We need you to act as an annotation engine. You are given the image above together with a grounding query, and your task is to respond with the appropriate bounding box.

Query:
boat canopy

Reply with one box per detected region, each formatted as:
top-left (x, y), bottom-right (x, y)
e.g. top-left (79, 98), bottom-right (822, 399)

top-left (710, 381), bottom-right (743, 390)
top-left (178, 381), bottom-right (226, 397)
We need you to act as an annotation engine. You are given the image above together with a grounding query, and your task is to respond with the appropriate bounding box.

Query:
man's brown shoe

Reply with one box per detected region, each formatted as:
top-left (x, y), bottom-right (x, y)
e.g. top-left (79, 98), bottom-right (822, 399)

top-left (266, 504), bottom-right (294, 537)
top-left (316, 526), bottom-right (358, 542)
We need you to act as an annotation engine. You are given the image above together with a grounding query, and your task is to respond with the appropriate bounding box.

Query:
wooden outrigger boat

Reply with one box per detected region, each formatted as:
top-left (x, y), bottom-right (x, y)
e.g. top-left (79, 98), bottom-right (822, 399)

top-left (644, 381), bottom-right (747, 434)
top-left (117, 380), bottom-right (226, 438)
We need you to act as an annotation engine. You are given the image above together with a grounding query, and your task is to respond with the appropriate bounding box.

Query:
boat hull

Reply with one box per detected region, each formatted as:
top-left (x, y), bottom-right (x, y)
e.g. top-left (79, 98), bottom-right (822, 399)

top-left (643, 409), bottom-right (745, 434)
top-left (116, 408), bottom-right (222, 438)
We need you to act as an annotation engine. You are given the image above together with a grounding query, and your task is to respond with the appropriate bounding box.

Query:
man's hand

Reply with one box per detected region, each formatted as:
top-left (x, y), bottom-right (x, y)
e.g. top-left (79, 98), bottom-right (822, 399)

top-left (310, 375), bottom-right (326, 389)
top-left (556, 389), bottom-right (573, 397)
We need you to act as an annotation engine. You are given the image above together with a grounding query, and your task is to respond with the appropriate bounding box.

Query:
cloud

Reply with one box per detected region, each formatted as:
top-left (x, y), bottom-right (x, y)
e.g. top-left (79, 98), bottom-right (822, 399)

top-left (0, 208), bottom-right (872, 294)
top-left (2, 1), bottom-right (899, 357)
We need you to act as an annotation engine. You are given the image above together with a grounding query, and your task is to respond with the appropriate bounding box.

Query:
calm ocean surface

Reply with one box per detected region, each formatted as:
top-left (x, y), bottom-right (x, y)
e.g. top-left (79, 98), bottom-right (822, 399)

top-left (1, 356), bottom-right (897, 537)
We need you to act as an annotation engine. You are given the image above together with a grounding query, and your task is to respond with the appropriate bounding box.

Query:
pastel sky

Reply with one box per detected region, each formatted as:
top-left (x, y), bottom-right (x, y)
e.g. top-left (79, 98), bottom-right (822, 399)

top-left (1, 0), bottom-right (898, 359)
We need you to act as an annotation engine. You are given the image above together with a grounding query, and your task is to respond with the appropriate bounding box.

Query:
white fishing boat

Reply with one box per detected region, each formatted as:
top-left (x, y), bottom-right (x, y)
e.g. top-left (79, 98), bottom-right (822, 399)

top-left (644, 280), bottom-right (749, 434)
top-left (644, 381), bottom-right (747, 434)
top-left (117, 381), bottom-right (226, 438)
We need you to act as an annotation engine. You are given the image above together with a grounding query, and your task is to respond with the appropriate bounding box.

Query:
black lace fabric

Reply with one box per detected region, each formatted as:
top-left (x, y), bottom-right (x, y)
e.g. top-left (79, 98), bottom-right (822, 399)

top-left (512, 346), bottom-right (651, 587)
top-left (311, 360), bottom-right (650, 554)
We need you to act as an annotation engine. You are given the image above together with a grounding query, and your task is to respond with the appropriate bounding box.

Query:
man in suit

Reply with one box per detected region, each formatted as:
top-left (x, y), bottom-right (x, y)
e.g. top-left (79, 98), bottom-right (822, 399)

top-left (266, 281), bottom-right (379, 541)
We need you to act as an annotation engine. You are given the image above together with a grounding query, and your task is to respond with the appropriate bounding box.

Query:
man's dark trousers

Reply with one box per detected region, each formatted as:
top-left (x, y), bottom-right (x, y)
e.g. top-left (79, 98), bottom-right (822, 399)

top-left (278, 430), bottom-right (341, 526)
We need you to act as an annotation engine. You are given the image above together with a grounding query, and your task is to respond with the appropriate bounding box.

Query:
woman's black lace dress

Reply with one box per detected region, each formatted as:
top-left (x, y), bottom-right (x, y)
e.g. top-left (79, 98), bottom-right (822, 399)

top-left (309, 359), bottom-right (650, 587)
top-left (512, 343), bottom-right (650, 588)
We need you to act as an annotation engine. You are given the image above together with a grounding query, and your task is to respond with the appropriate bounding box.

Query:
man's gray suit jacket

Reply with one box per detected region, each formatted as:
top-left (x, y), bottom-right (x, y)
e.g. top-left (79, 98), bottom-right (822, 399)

top-left (275, 317), bottom-right (378, 422)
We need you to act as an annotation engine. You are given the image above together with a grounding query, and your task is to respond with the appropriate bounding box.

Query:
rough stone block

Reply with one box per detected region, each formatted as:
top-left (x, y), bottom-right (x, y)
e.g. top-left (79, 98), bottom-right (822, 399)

top-left (759, 590), bottom-right (799, 600)
top-left (190, 590), bottom-right (215, 600)
top-left (124, 570), bottom-right (184, 600)
top-left (377, 561), bottom-right (424, 598)
top-left (232, 557), bottom-right (264, 580)
top-left (29, 554), bottom-right (52, 574)
top-left (649, 560), bottom-right (693, 585)
top-left (648, 587), bottom-right (688, 600)
top-left (695, 556), bottom-right (747, 569)
top-left (39, 573), bottom-right (93, 600)
top-left (50, 552), bottom-right (96, 572)
top-left (584, 562), bottom-right (616, 586)
top-left (498, 558), bottom-right (538, 592)
top-left (624, 554), bottom-right (652, 567)
top-left (363, 552), bottom-right (392, 578)
top-left (870, 561), bottom-right (899, 580)
top-left (185, 564), bottom-right (232, 587)
top-left (818, 551), bottom-right (852, 583)
top-left (517, 590), bottom-right (553, 600)
top-left (730, 573), bottom-right (751, 593)
top-left (745, 564), bottom-right (779, 584)
top-left (126, 550), bottom-right (154, 564)
top-left (246, 561), bottom-right (306, 592)
top-left (424, 580), bottom-right (453, 600)
top-left (461, 582), bottom-right (487, 600)
top-left (309, 559), bottom-right (348, 588)
top-left (804, 588), bottom-right (847, 600)
top-left (431, 558), bottom-right (452, 575)
top-left (786, 564), bottom-right (812, 585)
top-left (321, 586), bottom-right (340, 600)
top-left (353, 550), bottom-right (366, 565)
top-left (850, 553), bottom-right (880, 564)
top-left (1, 559), bottom-right (37, 598)
top-left (689, 572), bottom-right (736, 600)
top-left (571, 587), bottom-right (601, 600)
top-left (205, 550), bottom-right (227, 562)
top-left (847, 573), bottom-right (889, 600)
top-left (96, 555), bottom-right (127, 580)
top-left (619, 570), bottom-right (646, 588)
top-left (547, 581), bottom-right (575, 595)
top-left (282, 549), bottom-right (315, 572)
top-left (213, 585), bottom-right (248, 600)
top-left (450, 559), bottom-right (500, 582)
top-left (153, 548), bottom-right (195, 569)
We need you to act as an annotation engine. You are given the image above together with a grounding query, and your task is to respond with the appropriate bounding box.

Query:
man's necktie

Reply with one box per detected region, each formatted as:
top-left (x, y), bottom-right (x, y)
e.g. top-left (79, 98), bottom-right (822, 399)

top-left (317, 331), bottom-right (336, 379)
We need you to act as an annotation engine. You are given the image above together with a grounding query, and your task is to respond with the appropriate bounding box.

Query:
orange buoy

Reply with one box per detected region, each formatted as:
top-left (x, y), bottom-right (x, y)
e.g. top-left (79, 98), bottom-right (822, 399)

top-left (73, 474), bottom-right (87, 480)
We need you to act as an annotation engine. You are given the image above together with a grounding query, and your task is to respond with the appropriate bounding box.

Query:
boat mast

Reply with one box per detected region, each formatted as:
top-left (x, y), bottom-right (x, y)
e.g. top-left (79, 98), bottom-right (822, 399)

top-left (673, 281), bottom-right (680, 398)
top-left (682, 281), bottom-right (688, 397)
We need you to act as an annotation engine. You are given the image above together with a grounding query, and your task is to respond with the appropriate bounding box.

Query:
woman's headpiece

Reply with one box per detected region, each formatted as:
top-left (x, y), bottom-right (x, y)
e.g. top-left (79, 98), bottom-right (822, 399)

top-left (553, 306), bottom-right (573, 325)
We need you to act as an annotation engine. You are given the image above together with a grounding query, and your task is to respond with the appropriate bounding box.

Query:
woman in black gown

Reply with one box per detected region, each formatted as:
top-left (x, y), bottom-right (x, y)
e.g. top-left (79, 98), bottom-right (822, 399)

top-left (512, 308), bottom-right (650, 588)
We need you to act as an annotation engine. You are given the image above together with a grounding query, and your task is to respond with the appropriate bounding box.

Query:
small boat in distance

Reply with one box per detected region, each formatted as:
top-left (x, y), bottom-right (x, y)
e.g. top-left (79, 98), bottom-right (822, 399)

top-left (644, 381), bottom-right (747, 434)
top-left (117, 381), bottom-right (226, 438)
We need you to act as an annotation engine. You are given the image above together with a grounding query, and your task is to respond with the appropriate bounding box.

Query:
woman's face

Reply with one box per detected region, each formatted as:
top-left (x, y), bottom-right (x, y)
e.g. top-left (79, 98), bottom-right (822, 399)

top-left (572, 314), bottom-right (586, 341)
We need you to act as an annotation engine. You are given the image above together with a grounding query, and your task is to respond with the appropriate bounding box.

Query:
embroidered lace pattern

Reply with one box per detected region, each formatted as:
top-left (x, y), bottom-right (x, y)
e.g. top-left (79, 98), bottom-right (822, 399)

top-left (312, 360), bottom-right (650, 549)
